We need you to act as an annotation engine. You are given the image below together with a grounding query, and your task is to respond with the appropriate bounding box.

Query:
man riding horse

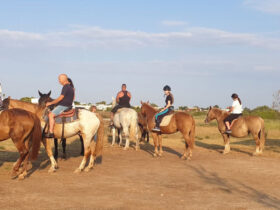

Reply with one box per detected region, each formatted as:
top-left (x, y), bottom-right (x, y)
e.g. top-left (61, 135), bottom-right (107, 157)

top-left (110, 83), bottom-right (132, 126)
top-left (44, 74), bottom-right (75, 138)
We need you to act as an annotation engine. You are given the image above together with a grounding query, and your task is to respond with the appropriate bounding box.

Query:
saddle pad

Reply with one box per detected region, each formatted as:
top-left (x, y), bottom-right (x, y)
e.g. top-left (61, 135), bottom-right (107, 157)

top-left (44, 108), bottom-right (79, 124)
top-left (160, 114), bottom-right (174, 126)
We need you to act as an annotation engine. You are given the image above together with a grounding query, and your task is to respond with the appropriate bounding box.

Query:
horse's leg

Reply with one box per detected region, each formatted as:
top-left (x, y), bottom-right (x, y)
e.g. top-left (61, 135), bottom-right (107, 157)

top-left (42, 137), bottom-right (58, 173)
top-left (74, 134), bottom-right (91, 173)
top-left (85, 139), bottom-right (96, 172)
top-left (118, 129), bottom-right (123, 147)
top-left (252, 133), bottom-right (261, 156)
top-left (151, 132), bottom-right (159, 157)
top-left (62, 138), bottom-right (67, 159)
top-left (222, 134), bottom-right (230, 154)
top-left (158, 135), bottom-right (163, 156)
top-left (111, 127), bottom-right (116, 146)
top-left (182, 131), bottom-right (193, 160)
top-left (123, 126), bottom-right (130, 150)
top-left (54, 138), bottom-right (58, 160)
top-left (18, 140), bottom-right (31, 180)
top-left (79, 134), bottom-right (84, 156)
top-left (146, 131), bottom-right (150, 143)
top-left (12, 142), bottom-right (28, 178)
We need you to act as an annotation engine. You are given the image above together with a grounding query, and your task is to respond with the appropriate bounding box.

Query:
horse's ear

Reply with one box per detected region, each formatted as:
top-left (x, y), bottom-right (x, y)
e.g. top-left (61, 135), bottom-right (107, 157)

top-left (38, 90), bottom-right (43, 97)
top-left (209, 106), bottom-right (212, 110)
top-left (47, 91), bottom-right (51, 97)
top-left (147, 101), bottom-right (150, 105)
top-left (8, 96), bottom-right (11, 100)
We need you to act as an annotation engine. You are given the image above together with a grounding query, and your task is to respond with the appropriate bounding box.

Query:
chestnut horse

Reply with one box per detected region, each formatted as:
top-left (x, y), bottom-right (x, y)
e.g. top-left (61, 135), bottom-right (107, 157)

top-left (140, 102), bottom-right (195, 160)
top-left (204, 107), bottom-right (265, 155)
top-left (0, 109), bottom-right (41, 179)
top-left (3, 96), bottom-right (104, 173)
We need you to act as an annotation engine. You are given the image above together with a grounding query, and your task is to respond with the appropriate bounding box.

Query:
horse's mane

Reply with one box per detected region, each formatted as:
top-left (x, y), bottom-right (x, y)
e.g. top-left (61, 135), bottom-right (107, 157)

top-left (211, 107), bottom-right (229, 119)
top-left (142, 103), bottom-right (157, 112)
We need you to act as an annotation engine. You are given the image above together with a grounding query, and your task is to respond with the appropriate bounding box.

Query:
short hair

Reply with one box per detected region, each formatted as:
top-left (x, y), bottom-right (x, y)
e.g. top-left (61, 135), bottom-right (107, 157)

top-left (122, 84), bottom-right (126, 87)
top-left (90, 105), bottom-right (97, 112)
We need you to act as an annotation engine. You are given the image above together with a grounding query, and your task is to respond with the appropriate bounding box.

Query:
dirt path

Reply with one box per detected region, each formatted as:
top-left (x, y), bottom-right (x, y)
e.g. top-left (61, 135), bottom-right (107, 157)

top-left (1, 141), bottom-right (280, 210)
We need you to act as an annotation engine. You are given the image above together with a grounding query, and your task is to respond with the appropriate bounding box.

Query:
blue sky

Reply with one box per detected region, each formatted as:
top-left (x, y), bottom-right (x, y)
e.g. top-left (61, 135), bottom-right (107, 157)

top-left (0, 0), bottom-right (279, 108)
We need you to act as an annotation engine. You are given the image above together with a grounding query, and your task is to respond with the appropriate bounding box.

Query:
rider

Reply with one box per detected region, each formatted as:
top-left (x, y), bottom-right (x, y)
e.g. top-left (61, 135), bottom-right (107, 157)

top-left (152, 85), bottom-right (174, 132)
top-left (44, 74), bottom-right (75, 138)
top-left (224, 93), bottom-right (243, 134)
top-left (110, 84), bottom-right (131, 125)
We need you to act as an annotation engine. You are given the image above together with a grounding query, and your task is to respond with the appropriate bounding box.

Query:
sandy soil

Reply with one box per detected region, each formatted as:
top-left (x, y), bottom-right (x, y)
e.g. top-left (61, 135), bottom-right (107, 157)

top-left (1, 138), bottom-right (280, 210)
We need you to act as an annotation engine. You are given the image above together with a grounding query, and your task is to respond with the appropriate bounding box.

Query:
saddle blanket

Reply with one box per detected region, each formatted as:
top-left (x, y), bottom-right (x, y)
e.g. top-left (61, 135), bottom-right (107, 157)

top-left (160, 114), bottom-right (174, 126)
top-left (44, 108), bottom-right (79, 124)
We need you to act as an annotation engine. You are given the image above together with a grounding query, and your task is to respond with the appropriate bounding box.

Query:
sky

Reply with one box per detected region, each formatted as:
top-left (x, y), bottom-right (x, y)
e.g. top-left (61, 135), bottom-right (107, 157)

top-left (0, 0), bottom-right (279, 108)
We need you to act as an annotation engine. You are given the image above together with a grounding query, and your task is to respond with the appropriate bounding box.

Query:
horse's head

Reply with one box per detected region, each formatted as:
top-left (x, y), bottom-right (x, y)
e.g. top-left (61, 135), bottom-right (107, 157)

top-left (1, 96), bottom-right (10, 110)
top-left (204, 106), bottom-right (218, 123)
top-left (38, 90), bottom-right (52, 107)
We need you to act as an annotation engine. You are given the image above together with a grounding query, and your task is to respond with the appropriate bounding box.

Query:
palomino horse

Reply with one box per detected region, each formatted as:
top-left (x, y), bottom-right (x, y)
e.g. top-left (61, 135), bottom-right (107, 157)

top-left (204, 107), bottom-right (265, 155)
top-left (3, 95), bottom-right (104, 173)
top-left (111, 98), bottom-right (139, 150)
top-left (37, 91), bottom-right (84, 160)
top-left (140, 102), bottom-right (195, 159)
top-left (0, 109), bottom-right (41, 179)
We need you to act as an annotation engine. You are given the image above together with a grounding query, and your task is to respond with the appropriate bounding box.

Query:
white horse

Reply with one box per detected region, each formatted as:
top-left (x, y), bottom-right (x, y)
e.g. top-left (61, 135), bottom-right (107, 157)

top-left (111, 97), bottom-right (139, 150)
top-left (3, 93), bottom-right (104, 174)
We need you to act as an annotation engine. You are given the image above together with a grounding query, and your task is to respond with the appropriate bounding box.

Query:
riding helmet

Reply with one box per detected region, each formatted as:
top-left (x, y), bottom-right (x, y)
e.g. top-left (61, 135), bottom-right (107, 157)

top-left (163, 85), bottom-right (171, 91)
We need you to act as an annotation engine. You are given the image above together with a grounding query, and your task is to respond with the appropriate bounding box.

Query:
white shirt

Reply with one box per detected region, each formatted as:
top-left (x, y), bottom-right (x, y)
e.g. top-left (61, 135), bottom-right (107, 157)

top-left (231, 100), bottom-right (243, 114)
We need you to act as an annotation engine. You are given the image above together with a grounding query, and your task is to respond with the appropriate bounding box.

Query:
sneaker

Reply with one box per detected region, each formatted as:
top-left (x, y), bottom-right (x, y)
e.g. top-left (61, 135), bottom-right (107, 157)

top-left (225, 129), bottom-right (232, 134)
top-left (152, 127), bottom-right (161, 132)
top-left (44, 132), bottom-right (54, 138)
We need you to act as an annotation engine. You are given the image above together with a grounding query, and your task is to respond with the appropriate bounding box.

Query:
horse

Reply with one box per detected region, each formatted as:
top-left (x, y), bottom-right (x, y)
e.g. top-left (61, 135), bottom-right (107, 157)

top-left (3, 95), bottom-right (104, 173)
top-left (0, 109), bottom-right (42, 179)
top-left (111, 98), bottom-right (139, 150)
top-left (204, 107), bottom-right (265, 155)
top-left (37, 91), bottom-right (84, 160)
top-left (140, 102), bottom-right (195, 160)
top-left (138, 112), bottom-right (149, 143)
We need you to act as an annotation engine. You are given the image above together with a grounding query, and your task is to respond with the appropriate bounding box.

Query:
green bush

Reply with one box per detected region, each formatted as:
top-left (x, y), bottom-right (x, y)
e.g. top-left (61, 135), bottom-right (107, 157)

top-left (243, 106), bottom-right (280, 120)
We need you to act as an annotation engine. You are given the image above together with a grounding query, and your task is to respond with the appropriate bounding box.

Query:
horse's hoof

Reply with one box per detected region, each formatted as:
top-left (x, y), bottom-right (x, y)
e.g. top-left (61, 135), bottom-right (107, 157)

top-left (135, 146), bottom-right (140, 151)
top-left (18, 174), bottom-right (25, 180)
top-left (84, 167), bottom-right (93, 172)
top-left (253, 152), bottom-right (262, 156)
top-left (187, 156), bottom-right (192, 161)
top-left (11, 170), bottom-right (18, 178)
top-left (123, 147), bottom-right (129, 151)
top-left (153, 153), bottom-right (158, 157)
top-left (48, 167), bottom-right (56, 173)
top-left (181, 155), bottom-right (187, 160)
top-left (223, 150), bottom-right (230, 155)
top-left (74, 168), bottom-right (82, 174)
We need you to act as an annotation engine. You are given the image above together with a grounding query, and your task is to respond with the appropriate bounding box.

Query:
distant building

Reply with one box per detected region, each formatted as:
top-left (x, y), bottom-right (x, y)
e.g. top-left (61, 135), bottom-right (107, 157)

top-left (96, 104), bottom-right (112, 111)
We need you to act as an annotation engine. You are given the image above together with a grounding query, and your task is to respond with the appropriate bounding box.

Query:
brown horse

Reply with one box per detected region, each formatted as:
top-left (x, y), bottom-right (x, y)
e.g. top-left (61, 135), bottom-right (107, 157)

top-left (138, 112), bottom-right (149, 143)
top-left (0, 109), bottom-right (42, 179)
top-left (204, 107), bottom-right (265, 155)
top-left (140, 102), bottom-right (195, 160)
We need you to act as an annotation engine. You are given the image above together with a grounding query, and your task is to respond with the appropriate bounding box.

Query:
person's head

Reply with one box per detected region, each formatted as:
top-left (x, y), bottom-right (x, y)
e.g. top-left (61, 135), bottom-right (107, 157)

top-left (58, 74), bottom-right (69, 85)
top-left (121, 84), bottom-right (127, 91)
top-left (231, 93), bottom-right (242, 105)
top-left (90, 105), bottom-right (97, 113)
top-left (163, 85), bottom-right (171, 95)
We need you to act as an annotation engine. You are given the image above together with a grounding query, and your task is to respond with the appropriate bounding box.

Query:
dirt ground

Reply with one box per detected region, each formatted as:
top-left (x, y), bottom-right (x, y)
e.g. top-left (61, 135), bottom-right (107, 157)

top-left (1, 135), bottom-right (280, 210)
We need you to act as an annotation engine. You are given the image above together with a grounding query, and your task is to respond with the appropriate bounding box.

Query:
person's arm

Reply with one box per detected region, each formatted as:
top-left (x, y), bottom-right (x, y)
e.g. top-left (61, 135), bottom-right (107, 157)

top-left (160, 100), bottom-right (171, 112)
top-left (116, 91), bottom-right (123, 103)
top-left (46, 95), bottom-right (64, 107)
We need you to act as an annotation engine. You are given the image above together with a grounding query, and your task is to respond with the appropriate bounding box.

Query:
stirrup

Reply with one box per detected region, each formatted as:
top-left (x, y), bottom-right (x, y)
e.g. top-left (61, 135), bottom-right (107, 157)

top-left (152, 127), bottom-right (161, 132)
top-left (44, 132), bottom-right (54, 138)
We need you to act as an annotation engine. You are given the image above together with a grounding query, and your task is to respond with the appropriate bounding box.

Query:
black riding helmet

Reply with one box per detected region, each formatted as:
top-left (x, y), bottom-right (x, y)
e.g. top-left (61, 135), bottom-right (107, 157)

top-left (163, 85), bottom-right (171, 91)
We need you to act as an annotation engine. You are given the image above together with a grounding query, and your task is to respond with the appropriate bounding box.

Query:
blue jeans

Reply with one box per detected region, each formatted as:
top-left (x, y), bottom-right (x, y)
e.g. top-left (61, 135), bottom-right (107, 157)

top-left (51, 105), bottom-right (69, 116)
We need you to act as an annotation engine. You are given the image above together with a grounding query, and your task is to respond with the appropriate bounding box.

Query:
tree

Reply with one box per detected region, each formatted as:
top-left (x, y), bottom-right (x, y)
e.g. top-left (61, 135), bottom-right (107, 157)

top-left (178, 106), bottom-right (188, 110)
top-left (96, 101), bottom-right (106, 105)
top-left (20, 97), bottom-right (32, 103)
top-left (272, 90), bottom-right (280, 111)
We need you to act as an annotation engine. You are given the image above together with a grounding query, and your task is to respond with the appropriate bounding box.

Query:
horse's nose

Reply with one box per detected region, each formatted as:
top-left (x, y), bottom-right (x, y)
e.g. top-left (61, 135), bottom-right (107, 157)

top-left (204, 119), bottom-right (208, 123)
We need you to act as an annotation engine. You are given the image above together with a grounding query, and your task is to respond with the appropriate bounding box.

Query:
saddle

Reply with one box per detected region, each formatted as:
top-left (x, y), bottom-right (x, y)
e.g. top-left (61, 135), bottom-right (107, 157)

top-left (160, 113), bottom-right (174, 126)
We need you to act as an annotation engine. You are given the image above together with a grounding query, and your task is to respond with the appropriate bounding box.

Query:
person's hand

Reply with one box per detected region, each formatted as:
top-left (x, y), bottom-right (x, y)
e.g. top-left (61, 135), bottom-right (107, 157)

top-left (46, 102), bottom-right (52, 107)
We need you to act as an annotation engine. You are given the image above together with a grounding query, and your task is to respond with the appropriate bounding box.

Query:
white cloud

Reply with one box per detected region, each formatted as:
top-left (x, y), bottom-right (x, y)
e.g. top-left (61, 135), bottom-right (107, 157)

top-left (161, 20), bottom-right (188, 26)
top-left (0, 25), bottom-right (279, 51)
top-left (244, 0), bottom-right (280, 15)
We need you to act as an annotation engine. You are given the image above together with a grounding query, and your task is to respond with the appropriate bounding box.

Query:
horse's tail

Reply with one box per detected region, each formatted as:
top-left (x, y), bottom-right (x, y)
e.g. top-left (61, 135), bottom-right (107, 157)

top-left (30, 114), bottom-right (42, 160)
top-left (189, 117), bottom-right (196, 149)
top-left (259, 118), bottom-right (266, 151)
top-left (129, 114), bottom-right (138, 141)
top-left (93, 114), bottom-right (104, 157)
